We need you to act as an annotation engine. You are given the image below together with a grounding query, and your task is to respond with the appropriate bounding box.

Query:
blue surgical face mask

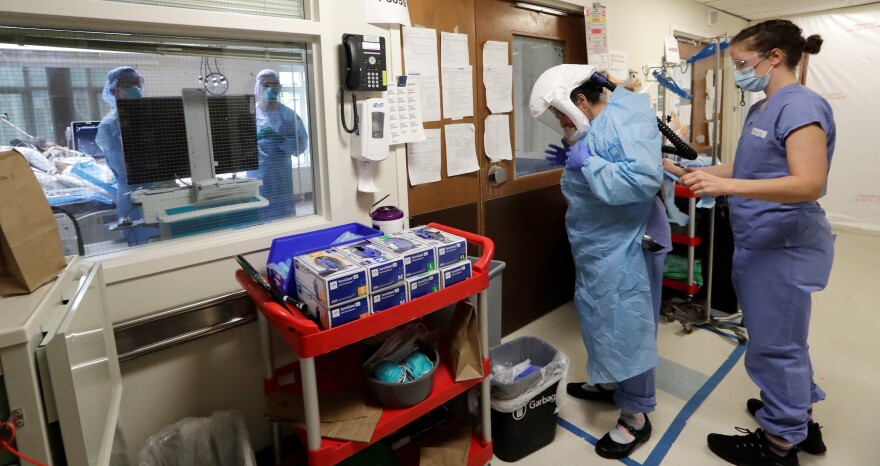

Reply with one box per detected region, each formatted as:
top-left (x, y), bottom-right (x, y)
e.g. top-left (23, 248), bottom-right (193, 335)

top-left (123, 86), bottom-right (142, 99)
top-left (734, 55), bottom-right (773, 92)
top-left (262, 88), bottom-right (279, 101)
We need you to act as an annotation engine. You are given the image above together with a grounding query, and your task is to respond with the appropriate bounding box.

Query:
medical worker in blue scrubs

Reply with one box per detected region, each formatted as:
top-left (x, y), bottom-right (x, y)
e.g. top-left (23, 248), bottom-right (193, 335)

top-left (95, 66), bottom-right (160, 246)
top-left (667, 20), bottom-right (834, 466)
top-left (531, 65), bottom-right (669, 459)
top-left (249, 69), bottom-right (309, 222)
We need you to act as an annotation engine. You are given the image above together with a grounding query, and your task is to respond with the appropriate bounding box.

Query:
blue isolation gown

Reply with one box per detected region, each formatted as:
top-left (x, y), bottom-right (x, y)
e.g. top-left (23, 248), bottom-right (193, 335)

top-left (560, 88), bottom-right (664, 385)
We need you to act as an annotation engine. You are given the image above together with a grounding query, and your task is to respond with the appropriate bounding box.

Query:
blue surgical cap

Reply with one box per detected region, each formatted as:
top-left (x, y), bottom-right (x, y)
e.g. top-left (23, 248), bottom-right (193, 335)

top-left (102, 66), bottom-right (143, 106)
top-left (254, 69), bottom-right (281, 96)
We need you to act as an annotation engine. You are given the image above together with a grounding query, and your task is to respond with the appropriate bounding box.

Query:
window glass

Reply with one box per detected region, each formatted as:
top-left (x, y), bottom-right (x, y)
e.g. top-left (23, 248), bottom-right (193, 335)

top-left (0, 29), bottom-right (316, 256)
top-left (512, 35), bottom-right (565, 177)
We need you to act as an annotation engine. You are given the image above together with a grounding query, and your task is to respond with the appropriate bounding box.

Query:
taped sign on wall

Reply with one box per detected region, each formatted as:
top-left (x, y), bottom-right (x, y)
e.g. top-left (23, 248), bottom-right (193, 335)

top-left (365, 0), bottom-right (412, 27)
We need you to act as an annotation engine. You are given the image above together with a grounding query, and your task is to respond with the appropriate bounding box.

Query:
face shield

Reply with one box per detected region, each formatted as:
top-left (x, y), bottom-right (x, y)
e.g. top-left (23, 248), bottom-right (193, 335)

top-left (529, 64), bottom-right (596, 141)
top-left (254, 69), bottom-right (282, 105)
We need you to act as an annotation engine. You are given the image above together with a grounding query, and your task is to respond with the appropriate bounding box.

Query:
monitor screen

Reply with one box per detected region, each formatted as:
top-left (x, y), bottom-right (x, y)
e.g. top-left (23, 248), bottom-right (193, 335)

top-left (117, 94), bottom-right (259, 185)
top-left (71, 121), bottom-right (101, 156)
top-left (117, 97), bottom-right (191, 185)
top-left (206, 95), bottom-right (259, 175)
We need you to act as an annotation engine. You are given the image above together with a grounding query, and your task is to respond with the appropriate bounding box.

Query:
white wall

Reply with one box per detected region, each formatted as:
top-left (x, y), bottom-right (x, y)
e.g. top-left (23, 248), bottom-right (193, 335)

top-left (786, 3), bottom-right (880, 233)
top-left (3, 0), bottom-right (410, 461)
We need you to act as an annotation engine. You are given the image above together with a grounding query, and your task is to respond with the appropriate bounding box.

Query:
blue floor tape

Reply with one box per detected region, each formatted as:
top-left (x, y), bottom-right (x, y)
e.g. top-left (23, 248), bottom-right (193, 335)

top-left (557, 336), bottom-right (748, 465)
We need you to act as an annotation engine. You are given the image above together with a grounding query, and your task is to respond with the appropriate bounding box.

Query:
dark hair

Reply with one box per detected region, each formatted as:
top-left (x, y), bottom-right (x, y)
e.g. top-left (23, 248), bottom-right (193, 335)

top-left (731, 19), bottom-right (823, 69)
top-left (569, 79), bottom-right (604, 105)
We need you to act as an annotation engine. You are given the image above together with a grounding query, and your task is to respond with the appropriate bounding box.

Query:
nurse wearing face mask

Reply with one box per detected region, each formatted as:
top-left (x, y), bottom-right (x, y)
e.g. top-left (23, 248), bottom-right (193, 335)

top-left (248, 69), bottom-right (310, 222)
top-left (664, 20), bottom-right (834, 466)
top-left (95, 66), bottom-right (160, 246)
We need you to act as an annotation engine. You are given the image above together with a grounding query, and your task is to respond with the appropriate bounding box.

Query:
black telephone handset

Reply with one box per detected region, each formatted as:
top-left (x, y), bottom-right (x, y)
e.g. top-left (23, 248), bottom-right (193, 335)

top-left (342, 34), bottom-right (388, 91)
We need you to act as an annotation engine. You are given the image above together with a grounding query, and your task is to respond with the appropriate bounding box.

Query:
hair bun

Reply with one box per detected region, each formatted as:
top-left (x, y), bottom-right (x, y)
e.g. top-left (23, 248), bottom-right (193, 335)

top-left (804, 34), bottom-right (823, 54)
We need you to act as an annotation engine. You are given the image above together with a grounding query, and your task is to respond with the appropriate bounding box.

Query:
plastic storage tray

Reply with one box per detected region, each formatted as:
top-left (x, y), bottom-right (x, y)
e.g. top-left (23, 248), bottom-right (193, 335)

top-left (266, 222), bottom-right (382, 297)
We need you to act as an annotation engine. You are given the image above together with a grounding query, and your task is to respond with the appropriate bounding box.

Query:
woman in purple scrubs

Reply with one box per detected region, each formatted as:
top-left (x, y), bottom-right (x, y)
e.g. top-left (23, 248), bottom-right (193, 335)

top-left (665, 19), bottom-right (834, 466)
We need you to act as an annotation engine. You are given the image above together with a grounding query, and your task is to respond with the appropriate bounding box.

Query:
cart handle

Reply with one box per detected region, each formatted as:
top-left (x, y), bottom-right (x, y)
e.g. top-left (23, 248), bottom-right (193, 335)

top-left (428, 223), bottom-right (495, 275)
top-left (235, 270), bottom-right (320, 335)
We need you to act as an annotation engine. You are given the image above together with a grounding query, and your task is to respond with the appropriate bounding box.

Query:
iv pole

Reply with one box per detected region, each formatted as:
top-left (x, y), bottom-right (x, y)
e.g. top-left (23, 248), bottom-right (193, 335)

top-left (664, 33), bottom-right (747, 344)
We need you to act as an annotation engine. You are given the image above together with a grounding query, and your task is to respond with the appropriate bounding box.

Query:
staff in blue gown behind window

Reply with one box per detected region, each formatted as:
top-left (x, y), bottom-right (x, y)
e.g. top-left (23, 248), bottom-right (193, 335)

top-left (248, 69), bottom-right (309, 222)
top-left (95, 66), bottom-right (160, 246)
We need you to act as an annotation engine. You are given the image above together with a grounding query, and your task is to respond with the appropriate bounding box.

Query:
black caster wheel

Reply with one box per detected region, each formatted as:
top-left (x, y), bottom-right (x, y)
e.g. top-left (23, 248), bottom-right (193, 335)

top-left (683, 324), bottom-right (693, 334)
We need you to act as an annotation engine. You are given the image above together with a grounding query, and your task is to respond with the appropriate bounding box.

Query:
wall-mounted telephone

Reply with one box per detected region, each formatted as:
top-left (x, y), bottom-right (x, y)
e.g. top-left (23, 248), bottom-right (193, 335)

top-left (342, 34), bottom-right (388, 91)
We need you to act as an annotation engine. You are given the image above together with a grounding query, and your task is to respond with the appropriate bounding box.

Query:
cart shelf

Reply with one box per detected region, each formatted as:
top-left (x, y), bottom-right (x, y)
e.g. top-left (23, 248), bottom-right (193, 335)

top-left (236, 224), bottom-right (494, 359)
top-left (286, 358), bottom-right (490, 466)
top-left (675, 184), bottom-right (698, 198)
top-left (663, 278), bottom-right (700, 295)
top-left (671, 233), bottom-right (701, 247)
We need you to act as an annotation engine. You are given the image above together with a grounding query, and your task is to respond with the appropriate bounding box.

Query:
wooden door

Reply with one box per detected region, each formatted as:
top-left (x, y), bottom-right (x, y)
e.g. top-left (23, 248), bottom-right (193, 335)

top-left (475, 0), bottom-right (587, 334)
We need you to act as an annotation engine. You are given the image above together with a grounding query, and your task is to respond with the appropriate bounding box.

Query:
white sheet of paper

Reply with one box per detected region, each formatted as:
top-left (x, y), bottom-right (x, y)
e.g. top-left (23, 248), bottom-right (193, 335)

top-left (364, 0), bottom-right (411, 26)
top-left (484, 114), bottom-right (512, 162)
top-left (386, 79), bottom-right (425, 145)
top-left (483, 41), bottom-right (508, 80)
top-left (677, 104), bottom-right (692, 126)
top-left (441, 66), bottom-right (474, 120)
top-left (440, 31), bottom-right (470, 68)
top-left (410, 73), bottom-right (441, 122)
top-left (407, 128), bottom-right (442, 186)
top-left (664, 36), bottom-right (681, 64)
top-left (444, 123), bottom-right (479, 176)
top-left (403, 27), bottom-right (439, 75)
top-left (608, 50), bottom-right (628, 82)
top-left (484, 65), bottom-right (512, 114)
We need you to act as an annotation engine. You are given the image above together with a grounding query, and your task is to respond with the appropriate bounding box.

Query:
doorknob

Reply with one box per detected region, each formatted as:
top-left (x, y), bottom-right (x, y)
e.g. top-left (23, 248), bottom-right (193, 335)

top-left (488, 165), bottom-right (507, 186)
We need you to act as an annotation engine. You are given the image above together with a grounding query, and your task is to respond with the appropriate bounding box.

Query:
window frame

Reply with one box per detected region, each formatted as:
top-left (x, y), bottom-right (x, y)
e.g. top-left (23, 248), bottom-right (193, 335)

top-left (1, 0), bottom-right (347, 284)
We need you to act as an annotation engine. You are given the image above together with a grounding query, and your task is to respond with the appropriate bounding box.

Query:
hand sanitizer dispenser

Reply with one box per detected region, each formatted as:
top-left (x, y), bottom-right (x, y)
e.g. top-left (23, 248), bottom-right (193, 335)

top-left (350, 98), bottom-right (390, 193)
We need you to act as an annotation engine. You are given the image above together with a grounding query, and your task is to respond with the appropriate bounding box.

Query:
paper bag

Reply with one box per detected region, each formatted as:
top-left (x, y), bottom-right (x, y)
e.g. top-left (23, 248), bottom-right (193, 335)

top-left (0, 150), bottom-right (67, 296)
top-left (448, 300), bottom-right (484, 382)
top-left (419, 427), bottom-right (472, 466)
top-left (265, 390), bottom-right (382, 443)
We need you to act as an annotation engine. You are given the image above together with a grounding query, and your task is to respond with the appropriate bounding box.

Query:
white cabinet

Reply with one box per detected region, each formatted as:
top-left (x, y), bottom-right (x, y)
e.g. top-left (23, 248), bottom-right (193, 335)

top-left (0, 258), bottom-right (121, 465)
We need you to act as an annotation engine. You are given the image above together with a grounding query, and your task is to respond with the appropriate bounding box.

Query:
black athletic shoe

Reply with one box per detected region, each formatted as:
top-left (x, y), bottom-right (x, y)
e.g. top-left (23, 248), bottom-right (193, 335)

top-left (595, 414), bottom-right (652, 459)
top-left (566, 382), bottom-right (615, 403)
top-left (707, 427), bottom-right (799, 466)
top-left (747, 399), bottom-right (827, 455)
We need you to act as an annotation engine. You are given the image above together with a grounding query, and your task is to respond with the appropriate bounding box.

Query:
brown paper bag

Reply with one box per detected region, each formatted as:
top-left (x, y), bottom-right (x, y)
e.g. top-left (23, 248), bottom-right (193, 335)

top-left (419, 427), bottom-right (472, 466)
top-left (265, 390), bottom-right (382, 443)
top-left (448, 300), bottom-right (484, 382)
top-left (0, 150), bottom-right (67, 296)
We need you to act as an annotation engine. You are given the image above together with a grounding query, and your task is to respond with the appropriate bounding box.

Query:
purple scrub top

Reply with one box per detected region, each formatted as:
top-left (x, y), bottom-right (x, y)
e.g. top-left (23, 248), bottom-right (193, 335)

top-left (729, 84), bottom-right (836, 249)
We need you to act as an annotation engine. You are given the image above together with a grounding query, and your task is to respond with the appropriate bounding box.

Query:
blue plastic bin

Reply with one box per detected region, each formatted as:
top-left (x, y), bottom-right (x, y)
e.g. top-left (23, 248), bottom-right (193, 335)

top-left (266, 223), bottom-right (383, 296)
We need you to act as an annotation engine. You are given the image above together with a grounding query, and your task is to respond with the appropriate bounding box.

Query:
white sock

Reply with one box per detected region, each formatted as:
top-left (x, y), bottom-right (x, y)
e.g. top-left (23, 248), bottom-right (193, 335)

top-left (608, 410), bottom-right (645, 444)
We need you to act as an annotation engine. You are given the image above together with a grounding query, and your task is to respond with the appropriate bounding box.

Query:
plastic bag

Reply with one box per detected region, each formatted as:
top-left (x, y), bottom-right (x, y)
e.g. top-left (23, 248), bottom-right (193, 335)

top-left (488, 337), bottom-right (569, 413)
top-left (137, 410), bottom-right (256, 466)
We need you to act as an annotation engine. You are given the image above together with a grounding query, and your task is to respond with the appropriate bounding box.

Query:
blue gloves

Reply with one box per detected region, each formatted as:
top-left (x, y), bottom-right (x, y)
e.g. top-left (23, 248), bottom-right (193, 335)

top-left (565, 143), bottom-right (592, 171)
top-left (544, 138), bottom-right (570, 167)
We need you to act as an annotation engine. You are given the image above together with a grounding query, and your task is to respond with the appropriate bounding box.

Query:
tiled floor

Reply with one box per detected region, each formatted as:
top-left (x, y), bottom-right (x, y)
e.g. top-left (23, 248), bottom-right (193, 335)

top-left (494, 228), bottom-right (880, 465)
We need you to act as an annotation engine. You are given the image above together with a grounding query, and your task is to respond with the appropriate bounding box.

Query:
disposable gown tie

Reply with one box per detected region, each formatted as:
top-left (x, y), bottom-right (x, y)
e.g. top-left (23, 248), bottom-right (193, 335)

top-left (560, 88), bottom-right (664, 384)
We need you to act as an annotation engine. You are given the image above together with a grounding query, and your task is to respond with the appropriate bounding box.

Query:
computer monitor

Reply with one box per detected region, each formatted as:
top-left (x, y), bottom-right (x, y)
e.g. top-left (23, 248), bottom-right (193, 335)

top-left (117, 97), bottom-right (191, 184)
top-left (205, 95), bottom-right (259, 175)
top-left (70, 121), bottom-right (101, 155)
top-left (117, 94), bottom-right (259, 185)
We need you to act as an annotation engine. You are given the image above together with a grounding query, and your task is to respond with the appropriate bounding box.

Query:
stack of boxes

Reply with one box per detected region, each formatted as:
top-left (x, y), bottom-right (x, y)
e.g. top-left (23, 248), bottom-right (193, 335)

top-left (287, 227), bottom-right (472, 330)
top-left (293, 248), bottom-right (369, 329)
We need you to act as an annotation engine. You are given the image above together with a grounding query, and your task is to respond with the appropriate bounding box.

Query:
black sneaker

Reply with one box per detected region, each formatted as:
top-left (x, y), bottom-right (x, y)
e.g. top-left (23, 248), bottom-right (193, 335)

top-left (566, 382), bottom-right (615, 403)
top-left (595, 414), bottom-right (652, 459)
top-left (747, 399), bottom-right (827, 454)
top-left (707, 428), bottom-right (799, 466)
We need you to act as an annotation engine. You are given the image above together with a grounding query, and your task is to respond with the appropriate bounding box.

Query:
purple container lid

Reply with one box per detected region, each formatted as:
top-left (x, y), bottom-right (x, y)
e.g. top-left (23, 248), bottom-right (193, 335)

top-left (371, 206), bottom-right (404, 221)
